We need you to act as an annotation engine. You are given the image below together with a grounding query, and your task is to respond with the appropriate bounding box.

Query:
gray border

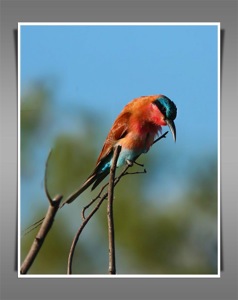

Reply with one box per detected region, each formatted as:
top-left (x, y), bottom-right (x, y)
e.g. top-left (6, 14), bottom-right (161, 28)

top-left (17, 21), bottom-right (221, 280)
top-left (1, 0), bottom-right (237, 299)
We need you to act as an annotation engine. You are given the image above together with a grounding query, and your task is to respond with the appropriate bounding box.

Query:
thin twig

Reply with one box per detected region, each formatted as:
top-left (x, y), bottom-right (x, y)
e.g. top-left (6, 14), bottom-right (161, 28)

top-left (153, 130), bottom-right (168, 145)
top-left (67, 193), bottom-right (108, 274)
top-left (44, 148), bottom-right (54, 205)
top-left (21, 217), bottom-right (45, 237)
top-left (107, 145), bottom-right (121, 275)
top-left (123, 169), bottom-right (147, 176)
top-left (81, 181), bottom-right (109, 220)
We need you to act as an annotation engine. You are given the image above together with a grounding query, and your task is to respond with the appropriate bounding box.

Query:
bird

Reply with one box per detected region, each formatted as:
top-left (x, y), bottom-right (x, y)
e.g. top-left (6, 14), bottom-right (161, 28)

top-left (62, 94), bottom-right (177, 206)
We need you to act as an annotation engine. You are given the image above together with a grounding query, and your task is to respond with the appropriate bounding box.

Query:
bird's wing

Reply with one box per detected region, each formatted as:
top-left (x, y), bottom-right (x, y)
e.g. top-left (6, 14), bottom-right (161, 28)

top-left (96, 111), bottom-right (131, 163)
top-left (80, 111), bottom-right (132, 191)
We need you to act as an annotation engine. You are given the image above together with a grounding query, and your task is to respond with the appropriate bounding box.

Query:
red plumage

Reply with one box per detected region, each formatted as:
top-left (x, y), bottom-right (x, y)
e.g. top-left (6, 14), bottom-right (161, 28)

top-left (62, 94), bottom-right (176, 206)
top-left (97, 95), bottom-right (166, 162)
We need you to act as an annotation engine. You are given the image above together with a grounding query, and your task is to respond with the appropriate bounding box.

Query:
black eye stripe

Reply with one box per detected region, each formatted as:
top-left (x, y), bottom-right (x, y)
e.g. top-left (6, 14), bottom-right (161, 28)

top-left (153, 100), bottom-right (167, 115)
top-left (153, 98), bottom-right (177, 120)
top-left (153, 100), bottom-right (164, 111)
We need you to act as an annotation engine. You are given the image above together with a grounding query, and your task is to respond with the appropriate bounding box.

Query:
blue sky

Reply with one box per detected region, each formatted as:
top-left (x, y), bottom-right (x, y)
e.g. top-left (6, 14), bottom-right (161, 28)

top-left (20, 23), bottom-right (219, 222)
top-left (20, 24), bottom-right (218, 143)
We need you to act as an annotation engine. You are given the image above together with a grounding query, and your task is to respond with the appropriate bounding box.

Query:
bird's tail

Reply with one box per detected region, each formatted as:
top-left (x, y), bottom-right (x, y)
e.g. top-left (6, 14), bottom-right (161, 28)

top-left (60, 152), bottom-right (113, 207)
top-left (60, 169), bottom-right (107, 207)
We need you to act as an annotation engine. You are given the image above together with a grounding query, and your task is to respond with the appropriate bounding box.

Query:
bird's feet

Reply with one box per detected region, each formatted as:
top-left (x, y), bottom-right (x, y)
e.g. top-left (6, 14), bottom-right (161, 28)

top-left (126, 159), bottom-right (144, 168)
top-left (126, 159), bottom-right (133, 167)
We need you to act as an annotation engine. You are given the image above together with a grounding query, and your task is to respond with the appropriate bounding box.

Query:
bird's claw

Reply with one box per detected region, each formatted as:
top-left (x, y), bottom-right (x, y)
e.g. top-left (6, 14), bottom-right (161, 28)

top-left (126, 159), bottom-right (144, 168)
top-left (126, 159), bottom-right (134, 167)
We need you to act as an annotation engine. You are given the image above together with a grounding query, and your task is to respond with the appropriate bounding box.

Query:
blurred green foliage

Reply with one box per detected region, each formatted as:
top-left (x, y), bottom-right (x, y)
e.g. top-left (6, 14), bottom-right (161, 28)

top-left (20, 84), bottom-right (218, 275)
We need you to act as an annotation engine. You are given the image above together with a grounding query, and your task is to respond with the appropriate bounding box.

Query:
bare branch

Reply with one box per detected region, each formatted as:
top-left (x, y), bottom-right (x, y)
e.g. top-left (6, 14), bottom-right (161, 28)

top-left (20, 195), bottom-right (63, 274)
top-left (107, 145), bottom-right (121, 275)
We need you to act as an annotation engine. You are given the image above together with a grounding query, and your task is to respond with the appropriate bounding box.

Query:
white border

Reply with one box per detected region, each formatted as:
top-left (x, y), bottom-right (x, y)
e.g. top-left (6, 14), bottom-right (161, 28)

top-left (18, 22), bottom-right (220, 278)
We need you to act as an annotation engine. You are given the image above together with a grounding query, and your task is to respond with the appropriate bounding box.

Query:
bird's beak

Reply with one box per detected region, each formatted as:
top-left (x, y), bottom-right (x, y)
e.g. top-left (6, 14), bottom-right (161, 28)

top-left (166, 119), bottom-right (176, 142)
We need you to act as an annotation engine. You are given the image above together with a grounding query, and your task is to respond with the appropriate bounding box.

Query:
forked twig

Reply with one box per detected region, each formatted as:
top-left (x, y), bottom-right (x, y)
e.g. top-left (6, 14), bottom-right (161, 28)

top-left (20, 150), bottom-right (63, 274)
top-left (67, 131), bottom-right (168, 274)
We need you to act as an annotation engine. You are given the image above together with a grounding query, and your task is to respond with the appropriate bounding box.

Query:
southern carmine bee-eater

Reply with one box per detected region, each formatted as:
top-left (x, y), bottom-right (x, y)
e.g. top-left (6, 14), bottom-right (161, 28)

top-left (62, 94), bottom-right (177, 206)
